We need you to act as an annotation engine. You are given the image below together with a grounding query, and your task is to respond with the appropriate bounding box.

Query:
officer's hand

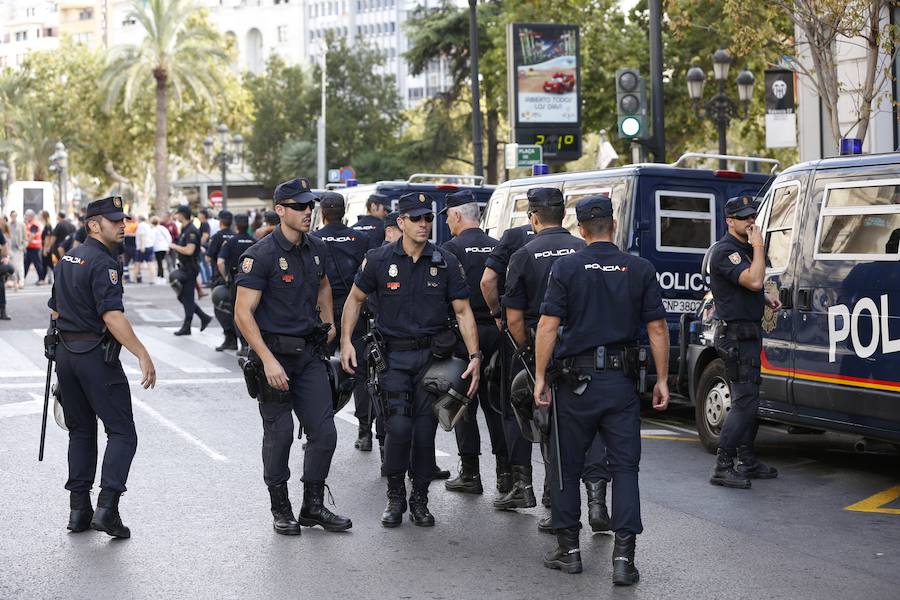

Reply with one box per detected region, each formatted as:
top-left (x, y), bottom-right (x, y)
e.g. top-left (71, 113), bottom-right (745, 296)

top-left (652, 380), bottom-right (669, 411)
top-left (765, 294), bottom-right (782, 311)
top-left (533, 377), bottom-right (551, 407)
top-left (326, 324), bottom-right (336, 345)
top-left (747, 224), bottom-right (764, 248)
top-left (340, 342), bottom-right (357, 375)
top-left (139, 352), bottom-right (156, 389)
top-left (462, 357), bottom-right (481, 398)
top-left (263, 356), bottom-right (290, 391)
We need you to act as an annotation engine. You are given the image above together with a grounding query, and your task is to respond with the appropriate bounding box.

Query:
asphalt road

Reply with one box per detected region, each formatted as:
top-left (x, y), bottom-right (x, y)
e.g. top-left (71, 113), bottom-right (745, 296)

top-left (1, 281), bottom-right (898, 599)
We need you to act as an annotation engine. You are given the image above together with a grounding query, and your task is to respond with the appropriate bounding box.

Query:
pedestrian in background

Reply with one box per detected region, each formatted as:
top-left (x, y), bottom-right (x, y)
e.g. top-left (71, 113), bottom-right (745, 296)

top-left (162, 212), bottom-right (179, 274)
top-left (40, 210), bottom-right (54, 284)
top-left (23, 209), bottom-right (45, 285)
top-left (150, 215), bottom-right (172, 284)
top-left (7, 210), bottom-right (24, 289)
top-left (135, 215), bottom-right (156, 284)
top-left (122, 217), bottom-right (138, 283)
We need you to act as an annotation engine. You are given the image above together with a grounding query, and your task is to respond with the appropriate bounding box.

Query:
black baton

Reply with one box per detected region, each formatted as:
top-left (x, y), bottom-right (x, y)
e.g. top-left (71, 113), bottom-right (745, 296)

top-left (39, 357), bottom-right (52, 462)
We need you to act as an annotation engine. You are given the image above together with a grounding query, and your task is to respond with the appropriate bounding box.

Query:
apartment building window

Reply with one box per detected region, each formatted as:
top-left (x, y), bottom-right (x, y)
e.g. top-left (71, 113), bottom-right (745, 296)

top-left (408, 87), bottom-right (424, 100)
top-left (389, 22), bottom-right (395, 33)
top-left (277, 25), bottom-right (288, 42)
top-left (74, 32), bottom-right (92, 44)
top-left (26, 8), bottom-right (36, 17)
top-left (15, 31), bottom-right (27, 42)
top-left (79, 9), bottom-right (94, 20)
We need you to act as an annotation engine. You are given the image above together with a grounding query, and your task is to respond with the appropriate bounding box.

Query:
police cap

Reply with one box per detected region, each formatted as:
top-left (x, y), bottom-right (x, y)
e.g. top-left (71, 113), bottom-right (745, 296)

top-left (527, 187), bottom-right (564, 209)
top-left (725, 195), bottom-right (759, 218)
top-left (264, 210), bottom-right (280, 225)
top-left (175, 204), bottom-right (192, 219)
top-left (384, 210), bottom-right (401, 229)
top-left (85, 196), bottom-right (130, 221)
top-left (439, 189), bottom-right (477, 214)
top-left (274, 177), bottom-right (318, 205)
top-left (319, 191), bottom-right (345, 209)
top-left (575, 194), bottom-right (613, 222)
top-left (397, 192), bottom-right (433, 217)
top-left (367, 193), bottom-right (389, 207)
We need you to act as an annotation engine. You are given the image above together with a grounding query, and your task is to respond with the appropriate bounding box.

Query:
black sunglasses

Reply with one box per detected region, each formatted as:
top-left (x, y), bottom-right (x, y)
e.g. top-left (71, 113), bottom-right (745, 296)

top-left (404, 213), bottom-right (434, 223)
top-left (281, 201), bottom-right (315, 212)
top-left (730, 213), bottom-right (757, 221)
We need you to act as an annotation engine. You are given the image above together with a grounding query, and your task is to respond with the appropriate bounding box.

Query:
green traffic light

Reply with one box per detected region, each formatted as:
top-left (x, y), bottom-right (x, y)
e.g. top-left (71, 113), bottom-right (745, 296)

top-left (621, 116), bottom-right (641, 137)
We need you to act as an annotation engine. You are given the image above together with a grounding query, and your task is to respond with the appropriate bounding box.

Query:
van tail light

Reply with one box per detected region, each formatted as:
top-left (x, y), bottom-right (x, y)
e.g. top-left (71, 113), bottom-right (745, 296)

top-left (436, 184), bottom-right (459, 190)
top-left (713, 170), bottom-right (744, 179)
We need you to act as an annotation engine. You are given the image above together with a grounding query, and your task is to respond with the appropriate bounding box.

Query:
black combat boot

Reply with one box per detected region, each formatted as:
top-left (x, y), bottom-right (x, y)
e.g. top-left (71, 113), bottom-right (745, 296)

top-left (199, 311), bottom-right (212, 331)
top-left (173, 319), bottom-right (191, 336)
top-left (267, 483), bottom-right (301, 535)
top-left (537, 514), bottom-right (554, 534)
top-left (585, 480), bottom-right (611, 532)
top-left (492, 464), bottom-right (537, 510)
top-left (495, 455), bottom-right (513, 494)
top-left (67, 491), bottom-right (93, 533)
top-left (216, 334), bottom-right (237, 351)
top-left (543, 527), bottom-right (582, 574)
top-left (381, 475), bottom-right (407, 528)
top-left (709, 448), bottom-right (751, 489)
top-left (91, 489), bottom-right (130, 539)
top-left (431, 464), bottom-right (451, 480)
top-left (445, 456), bottom-right (483, 494)
top-left (612, 531), bottom-right (640, 585)
top-left (298, 481), bottom-right (352, 531)
top-left (379, 441), bottom-right (387, 477)
top-left (735, 445), bottom-right (779, 479)
top-left (0, 306), bottom-right (9, 320)
top-left (354, 422), bottom-right (373, 452)
top-left (408, 479), bottom-right (435, 527)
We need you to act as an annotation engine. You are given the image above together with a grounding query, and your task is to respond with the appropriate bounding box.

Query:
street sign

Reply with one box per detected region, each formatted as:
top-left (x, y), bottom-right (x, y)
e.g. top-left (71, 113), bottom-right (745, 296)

top-left (504, 143), bottom-right (544, 169)
top-left (209, 191), bottom-right (222, 208)
top-left (327, 169), bottom-right (341, 183)
top-left (339, 166), bottom-right (356, 182)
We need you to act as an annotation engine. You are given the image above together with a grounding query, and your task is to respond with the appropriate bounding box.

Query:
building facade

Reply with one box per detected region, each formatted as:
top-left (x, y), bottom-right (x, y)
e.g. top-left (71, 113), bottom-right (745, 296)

top-left (0, 0), bottom-right (60, 69)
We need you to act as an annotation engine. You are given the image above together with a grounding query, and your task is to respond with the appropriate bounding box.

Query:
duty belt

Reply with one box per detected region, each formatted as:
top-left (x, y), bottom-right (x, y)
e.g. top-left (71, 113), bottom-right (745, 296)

top-left (262, 333), bottom-right (310, 355)
top-left (384, 336), bottom-right (433, 352)
top-left (59, 331), bottom-right (104, 343)
top-left (568, 345), bottom-right (634, 371)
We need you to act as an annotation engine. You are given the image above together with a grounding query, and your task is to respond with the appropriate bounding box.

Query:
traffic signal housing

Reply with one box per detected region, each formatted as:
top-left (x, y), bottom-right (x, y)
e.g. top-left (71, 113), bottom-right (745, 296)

top-left (616, 68), bottom-right (649, 140)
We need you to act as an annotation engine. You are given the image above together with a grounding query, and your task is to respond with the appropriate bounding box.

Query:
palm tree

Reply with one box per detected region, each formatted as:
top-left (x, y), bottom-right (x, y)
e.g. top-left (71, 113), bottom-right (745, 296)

top-left (101, 0), bottom-right (228, 215)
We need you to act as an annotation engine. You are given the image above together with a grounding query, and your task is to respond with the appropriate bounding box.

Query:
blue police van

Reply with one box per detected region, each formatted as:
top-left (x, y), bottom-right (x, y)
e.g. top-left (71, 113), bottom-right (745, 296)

top-left (681, 152), bottom-right (900, 452)
top-left (482, 153), bottom-right (776, 378)
top-left (314, 174), bottom-right (495, 245)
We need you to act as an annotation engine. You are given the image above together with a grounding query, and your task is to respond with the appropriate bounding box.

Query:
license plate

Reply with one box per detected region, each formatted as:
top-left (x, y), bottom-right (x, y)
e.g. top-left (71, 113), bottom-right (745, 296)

top-left (663, 298), bottom-right (701, 314)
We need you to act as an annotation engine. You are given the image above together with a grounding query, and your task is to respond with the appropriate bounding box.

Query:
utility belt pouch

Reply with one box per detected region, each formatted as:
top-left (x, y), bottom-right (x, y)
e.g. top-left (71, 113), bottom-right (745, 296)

top-left (726, 321), bottom-right (760, 341)
top-left (430, 328), bottom-right (458, 359)
top-left (43, 323), bottom-right (59, 361)
top-left (247, 350), bottom-right (291, 404)
top-left (101, 333), bottom-right (122, 366)
top-left (262, 334), bottom-right (306, 355)
top-left (239, 356), bottom-right (259, 399)
top-left (556, 361), bottom-right (591, 396)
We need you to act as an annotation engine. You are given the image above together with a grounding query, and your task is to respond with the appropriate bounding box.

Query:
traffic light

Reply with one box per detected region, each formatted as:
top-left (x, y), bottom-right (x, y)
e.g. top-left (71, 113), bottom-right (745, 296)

top-left (615, 68), bottom-right (649, 140)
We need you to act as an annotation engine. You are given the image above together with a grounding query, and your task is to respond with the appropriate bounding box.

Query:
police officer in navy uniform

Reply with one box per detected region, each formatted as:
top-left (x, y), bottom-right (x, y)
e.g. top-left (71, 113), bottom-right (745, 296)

top-left (49, 196), bottom-right (157, 539)
top-left (351, 192), bottom-right (389, 248)
top-left (383, 210), bottom-right (402, 244)
top-left (234, 177), bottom-right (352, 535)
top-left (311, 192), bottom-right (372, 450)
top-left (340, 191), bottom-right (481, 527)
top-left (439, 190), bottom-right (510, 495)
top-left (208, 210), bottom-right (237, 350)
top-left (533, 195), bottom-right (670, 584)
top-left (708, 195), bottom-right (780, 488)
top-left (218, 213), bottom-right (257, 355)
top-left (169, 205), bottom-right (212, 336)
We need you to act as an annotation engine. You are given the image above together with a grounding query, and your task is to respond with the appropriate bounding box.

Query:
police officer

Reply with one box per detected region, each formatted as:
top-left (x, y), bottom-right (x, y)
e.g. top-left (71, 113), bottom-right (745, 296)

top-left (310, 192), bottom-right (371, 450)
top-left (383, 210), bottom-right (401, 244)
top-left (340, 191), bottom-right (481, 527)
top-left (0, 226), bottom-right (11, 320)
top-left (533, 195), bottom-right (670, 584)
top-left (48, 196), bottom-right (157, 539)
top-left (351, 192), bottom-right (389, 248)
top-left (439, 190), bottom-right (510, 494)
top-left (233, 177), bottom-right (351, 535)
top-left (169, 205), bottom-right (212, 336)
top-left (218, 213), bottom-right (257, 355)
top-left (208, 210), bottom-right (237, 350)
top-left (708, 195), bottom-right (780, 488)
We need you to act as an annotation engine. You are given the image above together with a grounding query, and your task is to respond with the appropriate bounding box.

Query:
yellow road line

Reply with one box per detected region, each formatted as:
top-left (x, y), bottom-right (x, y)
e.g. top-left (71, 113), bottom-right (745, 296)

top-left (640, 434), bottom-right (699, 442)
top-left (844, 484), bottom-right (900, 515)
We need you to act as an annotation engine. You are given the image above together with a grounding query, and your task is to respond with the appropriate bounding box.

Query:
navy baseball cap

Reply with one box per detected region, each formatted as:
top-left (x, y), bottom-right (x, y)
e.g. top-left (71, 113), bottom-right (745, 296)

top-left (384, 210), bottom-right (401, 229)
top-left (175, 205), bottom-right (192, 219)
top-left (439, 189), bottom-right (477, 214)
top-left (397, 192), bottom-right (433, 217)
top-left (367, 193), bottom-right (389, 206)
top-left (319, 192), bottom-right (345, 209)
top-left (274, 177), bottom-right (318, 204)
top-left (527, 187), bottom-right (564, 209)
top-left (575, 195), bottom-right (613, 222)
top-left (725, 195), bottom-right (759, 218)
top-left (85, 196), bottom-right (130, 221)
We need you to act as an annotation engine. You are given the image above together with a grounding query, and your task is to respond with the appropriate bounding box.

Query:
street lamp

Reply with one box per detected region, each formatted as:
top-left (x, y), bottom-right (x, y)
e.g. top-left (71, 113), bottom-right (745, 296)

top-left (49, 141), bottom-right (69, 214)
top-left (686, 48), bottom-right (755, 169)
top-left (0, 160), bottom-right (8, 214)
top-left (204, 124), bottom-right (243, 211)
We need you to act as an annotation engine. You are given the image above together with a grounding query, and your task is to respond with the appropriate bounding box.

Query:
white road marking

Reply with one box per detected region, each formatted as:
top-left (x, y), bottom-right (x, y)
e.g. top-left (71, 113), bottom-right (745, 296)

top-left (132, 396), bottom-right (228, 462)
top-left (0, 334), bottom-right (45, 378)
top-left (133, 326), bottom-right (229, 373)
top-left (0, 396), bottom-right (42, 418)
top-left (135, 308), bottom-right (182, 322)
top-left (29, 329), bottom-right (141, 375)
top-left (161, 326), bottom-right (229, 352)
top-left (640, 428), bottom-right (687, 436)
top-left (643, 418), bottom-right (698, 436)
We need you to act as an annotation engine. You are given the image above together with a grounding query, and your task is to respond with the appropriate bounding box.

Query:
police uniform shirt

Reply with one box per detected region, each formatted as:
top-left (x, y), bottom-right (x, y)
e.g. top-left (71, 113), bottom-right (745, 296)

top-left (351, 215), bottom-right (385, 249)
top-left (709, 233), bottom-right (765, 322)
top-left (74, 226), bottom-right (87, 244)
top-left (502, 227), bottom-right (585, 327)
top-left (48, 237), bottom-right (125, 335)
top-left (541, 242), bottom-right (666, 358)
top-left (234, 226), bottom-right (327, 337)
top-left (484, 224), bottom-right (533, 275)
top-left (311, 223), bottom-right (370, 300)
top-left (442, 227), bottom-right (498, 323)
top-left (207, 228), bottom-right (235, 265)
top-left (354, 239), bottom-right (469, 339)
top-left (177, 223), bottom-right (202, 271)
top-left (218, 232), bottom-right (257, 277)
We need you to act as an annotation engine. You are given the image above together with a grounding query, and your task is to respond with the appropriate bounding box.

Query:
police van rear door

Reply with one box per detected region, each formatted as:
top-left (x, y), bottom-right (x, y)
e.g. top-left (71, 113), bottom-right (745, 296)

top-left (789, 165), bottom-right (900, 440)
top-left (560, 177), bottom-right (634, 249)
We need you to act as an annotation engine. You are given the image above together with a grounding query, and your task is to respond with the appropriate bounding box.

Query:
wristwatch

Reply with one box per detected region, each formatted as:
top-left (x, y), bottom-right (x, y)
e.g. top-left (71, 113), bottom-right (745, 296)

top-left (469, 351), bottom-right (484, 361)
top-left (491, 309), bottom-right (502, 319)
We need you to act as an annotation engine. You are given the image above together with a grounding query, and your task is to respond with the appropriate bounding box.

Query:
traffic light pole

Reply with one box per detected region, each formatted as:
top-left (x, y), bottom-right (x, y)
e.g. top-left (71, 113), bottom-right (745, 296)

top-left (648, 0), bottom-right (665, 163)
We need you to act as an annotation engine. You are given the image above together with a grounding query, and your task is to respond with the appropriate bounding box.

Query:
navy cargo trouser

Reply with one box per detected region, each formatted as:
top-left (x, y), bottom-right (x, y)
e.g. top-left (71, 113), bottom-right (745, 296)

top-left (380, 348), bottom-right (436, 481)
top-left (326, 297), bottom-right (373, 431)
top-left (259, 351), bottom-right (337, 485)
top-left (716, 322), bottom-right (762, 451)
top-left (57, 341), bottom-right (137, 494)
top-left (454, 324), bottom-right (508, 459)
top-left (550, 369), bottom-right (642, 534)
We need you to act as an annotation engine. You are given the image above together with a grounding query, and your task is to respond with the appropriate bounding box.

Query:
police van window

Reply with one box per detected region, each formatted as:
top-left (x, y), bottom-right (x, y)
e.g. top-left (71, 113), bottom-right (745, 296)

top-left (509, 186), bottom-right (534, 230)
top-left (562, 186), bottom-right (612, 235)
top-left (655, 190), bottom-right (715, 254)
top-left (815, 180), bottom-right (900, 260)
top-left (482, 187), bottom-right (507, 236)
top-left (761, 182), bottom-right (799, 271)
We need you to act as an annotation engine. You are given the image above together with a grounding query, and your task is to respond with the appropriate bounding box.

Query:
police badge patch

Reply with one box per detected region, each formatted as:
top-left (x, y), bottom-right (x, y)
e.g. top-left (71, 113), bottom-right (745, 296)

top-left (108, 269), bottom-right (118, 285)
top-left (279, 257), bottom-right (288, 271)
top-left (430, 267), bottom-right (437, 277)
top-left (388, 264), bottom-right (398, 277)
top-left (113, 196), bottom-right (122, 209)
top-left (242, 257), bottom-right (254, 273)
top-left (728, 252), bottom-right (741, 265)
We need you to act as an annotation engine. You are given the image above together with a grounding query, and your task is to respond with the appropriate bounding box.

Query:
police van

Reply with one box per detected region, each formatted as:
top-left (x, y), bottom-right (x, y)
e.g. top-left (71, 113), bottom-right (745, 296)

top-left (312, 174), bottom-right (495, 245)
top-left (482, 153), bottom-right (776, 376)
top-left (681, 152), bottom-right (900, 451)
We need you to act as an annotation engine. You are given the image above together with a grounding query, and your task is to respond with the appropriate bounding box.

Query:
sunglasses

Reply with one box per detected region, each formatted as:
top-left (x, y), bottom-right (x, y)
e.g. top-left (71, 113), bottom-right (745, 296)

top-left (730, 213), bottom-right (757, 221)
top-left (404, 213), bottom-right (435, 223)
top-left (281, 201), bottom-right (315, 212)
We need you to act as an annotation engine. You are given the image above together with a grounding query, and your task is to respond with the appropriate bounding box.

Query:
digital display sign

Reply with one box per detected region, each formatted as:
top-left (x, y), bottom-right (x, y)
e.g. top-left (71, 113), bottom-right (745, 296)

top-left (515, 128), bottom-right (581, 161)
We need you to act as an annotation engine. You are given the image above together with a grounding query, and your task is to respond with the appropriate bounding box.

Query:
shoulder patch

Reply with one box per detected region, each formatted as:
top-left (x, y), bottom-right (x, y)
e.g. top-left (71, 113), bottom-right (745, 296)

top-left (109, 269), bottom-right (118, 285)
top-left (242, 257), bottom-right (254, 273)
top-left (728, 252), bottom-right (741, 265)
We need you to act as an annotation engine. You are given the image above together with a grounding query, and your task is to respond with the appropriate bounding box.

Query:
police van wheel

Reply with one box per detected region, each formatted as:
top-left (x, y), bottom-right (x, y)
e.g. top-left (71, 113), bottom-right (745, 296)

top-left (696, 359), bottom-right (730, 454)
